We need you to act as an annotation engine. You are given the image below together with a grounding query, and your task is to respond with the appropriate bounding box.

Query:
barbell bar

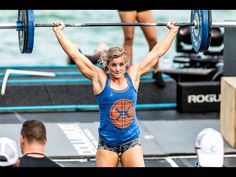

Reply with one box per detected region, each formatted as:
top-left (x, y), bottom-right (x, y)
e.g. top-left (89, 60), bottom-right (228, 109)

top-left (0, 10), bottom-right (236, 54)
top-left (0, 20), bottom-right (226, 28)
top-left (0, 22), bottom-right (195, 28)
top-left (36, 22), bottom-right (195, 27)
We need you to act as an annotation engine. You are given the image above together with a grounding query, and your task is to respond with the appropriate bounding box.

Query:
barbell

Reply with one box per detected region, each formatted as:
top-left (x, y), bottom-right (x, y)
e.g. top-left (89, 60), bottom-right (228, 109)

top-left (0, 10), bottom-right (236, 54)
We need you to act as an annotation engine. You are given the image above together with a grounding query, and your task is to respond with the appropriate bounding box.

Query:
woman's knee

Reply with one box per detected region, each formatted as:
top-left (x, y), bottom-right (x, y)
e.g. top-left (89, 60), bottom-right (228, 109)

top-left (124, 33), bottom-right (134, 44)
top-left (147, 38), bottom-right (158, 48)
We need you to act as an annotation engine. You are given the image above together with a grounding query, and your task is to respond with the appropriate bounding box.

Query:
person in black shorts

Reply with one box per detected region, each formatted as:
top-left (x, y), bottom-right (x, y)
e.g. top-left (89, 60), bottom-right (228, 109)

top-left (19, 120), bottom-right (61, 167)
top-left (118, 10), bottom-right (165, 88)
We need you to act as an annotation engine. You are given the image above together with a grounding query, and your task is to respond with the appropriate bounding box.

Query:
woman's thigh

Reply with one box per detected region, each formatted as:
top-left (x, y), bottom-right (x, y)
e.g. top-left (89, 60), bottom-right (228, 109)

top-left (118, 11), bottom-right (137, 39)
top-left (120, 145), bottom-right (145, 167)
top-left (96, 148), bottom-right (119, 167)
top-left (137, 10), bottom-right (157, 44)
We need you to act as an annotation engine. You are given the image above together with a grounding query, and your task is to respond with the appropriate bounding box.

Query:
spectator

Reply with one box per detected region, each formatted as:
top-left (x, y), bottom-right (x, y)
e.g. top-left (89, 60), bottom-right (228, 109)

top-left (0, 137), bottom-right (19, 167)
top-left (118, 10), bottom-right (165, 88)
top-left (194, 128), bottom-right (224, 167)
top-left (19, 120), bottom-right (61, 167)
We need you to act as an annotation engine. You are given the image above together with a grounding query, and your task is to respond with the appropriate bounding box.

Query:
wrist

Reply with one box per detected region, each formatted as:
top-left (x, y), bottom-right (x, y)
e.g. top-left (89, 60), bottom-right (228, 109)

top-left (53, 29), bottom-right (63, 34)
top-left (169, 30), bottom-right (178, 35)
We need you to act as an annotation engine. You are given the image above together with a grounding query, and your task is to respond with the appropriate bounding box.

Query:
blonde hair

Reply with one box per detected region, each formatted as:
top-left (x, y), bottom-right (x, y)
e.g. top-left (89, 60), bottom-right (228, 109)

top-left (98, 46), bottom-right (128, 71)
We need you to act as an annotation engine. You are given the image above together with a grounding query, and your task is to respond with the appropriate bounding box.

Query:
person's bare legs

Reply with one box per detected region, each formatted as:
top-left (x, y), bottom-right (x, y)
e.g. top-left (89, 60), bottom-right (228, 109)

top-left (120, 145), bottom-right (145, 167)
top-left (137, 10), bottom-right (157, 51)
top-left (96, 149), bottom-right (119, 167)
top-left (118, 11), bottom-right (137, 67)
top-left (137, 10), bottom-right (165, 88)
top-left (137, 10), bottom-right (158, 70)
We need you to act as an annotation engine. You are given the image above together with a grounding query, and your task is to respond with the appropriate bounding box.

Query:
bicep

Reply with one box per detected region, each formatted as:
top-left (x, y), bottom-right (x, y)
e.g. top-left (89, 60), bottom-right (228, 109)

top-left (73, 54), bottom-right (99, 80)
top-left (136, 53), bottom-right (159, 76)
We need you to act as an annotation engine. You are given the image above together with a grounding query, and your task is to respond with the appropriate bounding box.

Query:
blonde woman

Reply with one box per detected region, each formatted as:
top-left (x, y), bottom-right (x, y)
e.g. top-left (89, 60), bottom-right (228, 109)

top-left (53, 20), bottom-right (178, 167)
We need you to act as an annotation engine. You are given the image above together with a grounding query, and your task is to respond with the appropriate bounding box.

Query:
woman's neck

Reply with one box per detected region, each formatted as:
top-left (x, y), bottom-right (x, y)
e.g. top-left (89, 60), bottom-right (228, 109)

top-left (110, 75), bottom-right (128, 90)
top-left (110, 75), bottom-right (125, 84)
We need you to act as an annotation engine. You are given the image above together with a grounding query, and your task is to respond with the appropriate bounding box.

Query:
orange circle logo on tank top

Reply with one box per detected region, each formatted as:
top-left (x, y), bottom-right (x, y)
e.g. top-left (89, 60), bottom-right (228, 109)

top-left (110, 99), bottom-right (134, 129)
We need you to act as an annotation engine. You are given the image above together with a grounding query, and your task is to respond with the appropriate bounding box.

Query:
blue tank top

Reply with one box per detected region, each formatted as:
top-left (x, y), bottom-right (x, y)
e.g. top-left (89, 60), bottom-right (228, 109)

top-left (96, 72), bottom-right (140, 146)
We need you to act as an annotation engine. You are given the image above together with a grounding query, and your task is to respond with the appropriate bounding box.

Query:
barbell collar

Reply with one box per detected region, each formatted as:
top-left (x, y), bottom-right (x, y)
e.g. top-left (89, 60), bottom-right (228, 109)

top-left (35, 22), bottom-right (195, 27)
top-left (0, 23), bottom-right (17, 29)
top-left (212, 21), bottom-right (236, 28)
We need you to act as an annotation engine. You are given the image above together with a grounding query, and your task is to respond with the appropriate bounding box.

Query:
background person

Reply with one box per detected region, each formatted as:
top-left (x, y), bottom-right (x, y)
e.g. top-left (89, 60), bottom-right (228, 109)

top-left (19, 120), bottom-right (61, 167)
top-left (53, 19), bottom-right (178, 167)
top-left (194, 128), bottom-right (224, 167)
top-left (118, 10), bottom-right (165, 88)
top-left (0, 137), bottom-right (19, 167)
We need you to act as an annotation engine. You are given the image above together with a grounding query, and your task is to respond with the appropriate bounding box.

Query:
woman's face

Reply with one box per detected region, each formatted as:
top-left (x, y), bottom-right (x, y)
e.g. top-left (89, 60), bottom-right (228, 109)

top-left (107, 56), bottom-right (126, 79)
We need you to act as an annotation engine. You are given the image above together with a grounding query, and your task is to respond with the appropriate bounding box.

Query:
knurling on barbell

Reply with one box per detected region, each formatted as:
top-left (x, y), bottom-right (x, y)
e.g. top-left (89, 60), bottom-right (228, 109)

top-left (0, 10), bottom-right (215, 54)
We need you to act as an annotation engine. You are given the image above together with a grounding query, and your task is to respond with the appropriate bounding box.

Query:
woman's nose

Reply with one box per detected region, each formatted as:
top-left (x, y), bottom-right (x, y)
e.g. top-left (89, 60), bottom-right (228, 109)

top-left (116, 66), bottom-right (120, 71)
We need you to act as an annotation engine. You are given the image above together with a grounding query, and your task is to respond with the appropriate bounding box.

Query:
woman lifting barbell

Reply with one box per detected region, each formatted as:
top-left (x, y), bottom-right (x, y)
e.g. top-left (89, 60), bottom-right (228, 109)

top-left (52, 19), bottom-right (178, 167)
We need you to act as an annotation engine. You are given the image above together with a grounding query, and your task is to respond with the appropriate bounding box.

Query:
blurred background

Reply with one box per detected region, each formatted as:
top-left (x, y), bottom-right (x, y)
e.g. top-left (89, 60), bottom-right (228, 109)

top-left (0, 10), bottom-right (235, 66)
